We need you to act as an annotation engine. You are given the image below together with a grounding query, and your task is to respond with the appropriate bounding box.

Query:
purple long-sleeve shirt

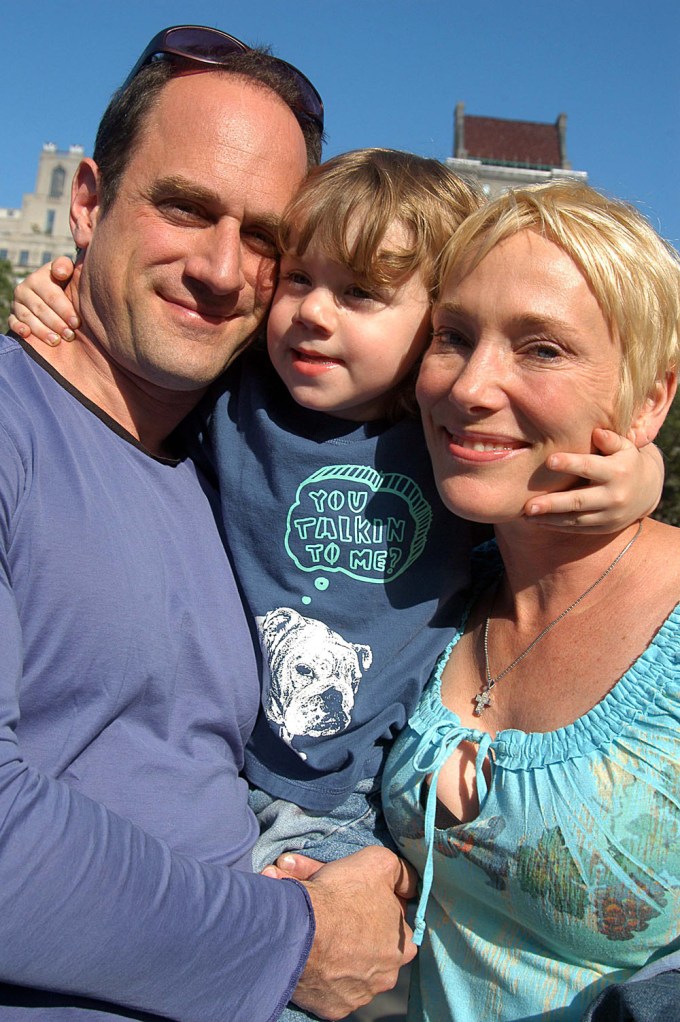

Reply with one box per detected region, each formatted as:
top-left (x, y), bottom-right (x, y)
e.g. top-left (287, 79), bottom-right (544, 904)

top-left (0, 334), bottom-right (313, 1021)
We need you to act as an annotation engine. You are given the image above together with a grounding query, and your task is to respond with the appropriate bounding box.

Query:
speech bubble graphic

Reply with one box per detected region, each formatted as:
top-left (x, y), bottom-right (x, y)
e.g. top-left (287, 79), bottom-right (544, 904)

top-left (285, 465), bottom-right (432, 584)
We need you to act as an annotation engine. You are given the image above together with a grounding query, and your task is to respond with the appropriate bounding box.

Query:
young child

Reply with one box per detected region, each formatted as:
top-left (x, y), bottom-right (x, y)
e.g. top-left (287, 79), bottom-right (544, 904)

top-left (10, 150), bottom-right (663, 879)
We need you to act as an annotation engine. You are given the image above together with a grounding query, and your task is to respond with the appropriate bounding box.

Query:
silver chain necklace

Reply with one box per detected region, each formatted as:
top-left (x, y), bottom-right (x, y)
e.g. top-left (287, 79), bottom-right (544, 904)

top-left (473, 520), bottom-right (643, 716)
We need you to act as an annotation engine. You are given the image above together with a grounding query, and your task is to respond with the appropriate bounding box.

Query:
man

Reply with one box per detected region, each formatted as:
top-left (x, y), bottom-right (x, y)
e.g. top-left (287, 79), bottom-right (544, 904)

top-left (0, 28), bottom-right (415, 1022)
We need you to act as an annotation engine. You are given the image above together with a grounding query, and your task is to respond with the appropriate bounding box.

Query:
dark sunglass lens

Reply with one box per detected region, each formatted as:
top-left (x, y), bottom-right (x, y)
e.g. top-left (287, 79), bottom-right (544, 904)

top-left (289, 75), bottom-right (324, 126)
top-left (164, 26), bottom-right (247, 61)
top-left (299, 81), bottom-right (323, 121)
top-left (130, 26), bottom-right (322, 129)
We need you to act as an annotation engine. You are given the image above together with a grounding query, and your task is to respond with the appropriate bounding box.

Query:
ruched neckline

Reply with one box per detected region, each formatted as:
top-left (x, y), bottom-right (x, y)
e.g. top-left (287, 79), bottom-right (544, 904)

top-left (415, 600), bottom-right (680, 768)
top-left (413, 543), bottom-right (680, 770)
top-left (405, 547), bottom-right (680, 945)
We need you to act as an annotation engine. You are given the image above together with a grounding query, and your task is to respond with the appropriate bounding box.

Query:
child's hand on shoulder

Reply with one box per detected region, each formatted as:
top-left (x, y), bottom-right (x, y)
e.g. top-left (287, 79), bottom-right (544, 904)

top-left (9, 257), bottom-right (79, 346)
top-left (524, 427), bottom-right (664, 532)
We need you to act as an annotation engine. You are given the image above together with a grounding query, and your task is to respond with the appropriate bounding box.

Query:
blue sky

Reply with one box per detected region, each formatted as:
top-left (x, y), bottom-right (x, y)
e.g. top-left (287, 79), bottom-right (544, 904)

top-left (2, 0), bottom-right (678, 245)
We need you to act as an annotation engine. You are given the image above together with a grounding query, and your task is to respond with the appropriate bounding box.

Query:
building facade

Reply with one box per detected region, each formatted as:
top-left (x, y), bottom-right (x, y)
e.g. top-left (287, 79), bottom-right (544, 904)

top-left (447, 103), bottom-right (587, 197)
top-left (0, 144), bottom-right (84, 278)
top-left (4, 113), bottom-right (586, 281)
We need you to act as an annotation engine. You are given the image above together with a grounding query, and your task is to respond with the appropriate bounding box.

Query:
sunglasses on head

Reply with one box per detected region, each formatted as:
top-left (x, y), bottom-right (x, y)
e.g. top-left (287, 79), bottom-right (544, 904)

top-left (122, 25), bottom-right (324, 132)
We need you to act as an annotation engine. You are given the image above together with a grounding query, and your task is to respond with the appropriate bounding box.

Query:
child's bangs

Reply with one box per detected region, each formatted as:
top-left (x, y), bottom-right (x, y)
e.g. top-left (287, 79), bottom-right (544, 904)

top-left (279, 172), bottom-right (420, 290)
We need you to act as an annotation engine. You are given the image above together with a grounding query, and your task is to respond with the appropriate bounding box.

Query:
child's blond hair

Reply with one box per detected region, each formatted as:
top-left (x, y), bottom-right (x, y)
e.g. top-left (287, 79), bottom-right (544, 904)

top-left (275, 149), bottom-right (482, 419)
top-left (278, 148), bottom-right (483, 300)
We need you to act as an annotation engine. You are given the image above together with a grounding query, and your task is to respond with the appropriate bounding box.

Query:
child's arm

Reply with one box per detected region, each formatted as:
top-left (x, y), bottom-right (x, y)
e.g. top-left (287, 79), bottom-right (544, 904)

top-left (5, 269), bottom-right (668, 536)
top-left (9, 257), bottom-right (79, 345)
top-left (524, 427), bottom-right (664, 532)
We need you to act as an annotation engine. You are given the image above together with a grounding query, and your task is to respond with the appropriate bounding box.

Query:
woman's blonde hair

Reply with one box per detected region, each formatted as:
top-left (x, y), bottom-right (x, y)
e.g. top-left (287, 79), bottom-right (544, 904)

top-left (278, 148), bottom-right (483, 299)
top-left (437, 180), bottom-right (680, 428)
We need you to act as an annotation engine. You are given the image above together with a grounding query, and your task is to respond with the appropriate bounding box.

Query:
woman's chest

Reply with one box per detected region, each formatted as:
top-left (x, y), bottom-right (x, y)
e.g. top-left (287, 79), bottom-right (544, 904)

top-left (386, 717), bottom-right (680, 969)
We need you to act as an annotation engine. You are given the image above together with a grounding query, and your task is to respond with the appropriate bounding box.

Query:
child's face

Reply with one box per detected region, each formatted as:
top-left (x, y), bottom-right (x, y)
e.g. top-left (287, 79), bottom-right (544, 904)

top-left (266, 224), bottom-right (431, 421)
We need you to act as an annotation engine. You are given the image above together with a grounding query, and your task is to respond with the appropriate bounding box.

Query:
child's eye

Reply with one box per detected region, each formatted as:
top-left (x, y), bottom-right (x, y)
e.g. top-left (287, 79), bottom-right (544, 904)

top-left (345, 284), bottom-right (379, 303)
top-left (283, 270), bottom-right (312, 288)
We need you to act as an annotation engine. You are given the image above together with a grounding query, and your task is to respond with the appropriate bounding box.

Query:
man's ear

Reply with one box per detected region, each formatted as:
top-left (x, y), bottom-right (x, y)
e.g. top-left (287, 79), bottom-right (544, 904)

top-left (70, 159), bottom-right (103, 251)
top-left (630, 371), bottom-right (678, 446)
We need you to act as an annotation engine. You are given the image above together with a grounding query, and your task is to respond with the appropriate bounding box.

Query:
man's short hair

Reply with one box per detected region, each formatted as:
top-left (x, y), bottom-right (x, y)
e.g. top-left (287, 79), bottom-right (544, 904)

top-left (93, 52), bottom-right (322, 214)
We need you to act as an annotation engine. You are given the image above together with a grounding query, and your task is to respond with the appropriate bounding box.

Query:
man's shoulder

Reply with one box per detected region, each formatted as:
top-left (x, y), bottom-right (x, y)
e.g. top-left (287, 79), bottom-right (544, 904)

top-left (0, 334), bottom-right (40, 428)
top-left (0, 337), bottom-right (42, 513)
top-left (0, 333), bottom-right (41, 382)
top-left (0, 334), bottom-right (52, 423)
top-left (0, 334), bottom-right (90, 471)
top-left (0, 332), bottom-right (25, 365)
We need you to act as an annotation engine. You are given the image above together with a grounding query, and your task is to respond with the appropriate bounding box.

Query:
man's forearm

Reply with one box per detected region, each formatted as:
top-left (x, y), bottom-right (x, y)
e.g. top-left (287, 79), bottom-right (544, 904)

top-left (0, 745), bottom-right (313, 1021)
top-left (0, 589), bottom-right (312, 1022)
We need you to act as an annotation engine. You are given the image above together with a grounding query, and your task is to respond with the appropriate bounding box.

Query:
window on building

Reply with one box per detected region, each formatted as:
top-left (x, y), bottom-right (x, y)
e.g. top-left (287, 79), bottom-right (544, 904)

top-left (0, 249), bottom-right (8, 261)
top-left (42, 251), bottom-right (52, 265)
top-left (45, 209), bottom-right (56, 235)
top-left (19, 251), bottom-right (29, 267)
top-left (49, 166), bottom-right (66, 199)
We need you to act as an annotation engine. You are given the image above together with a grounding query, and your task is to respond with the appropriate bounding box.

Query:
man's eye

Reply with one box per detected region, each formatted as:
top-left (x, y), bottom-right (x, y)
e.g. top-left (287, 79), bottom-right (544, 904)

top-left (159, 201), bottom-right (208, 224)
top-left (243, 229), bottom-right (279, 257)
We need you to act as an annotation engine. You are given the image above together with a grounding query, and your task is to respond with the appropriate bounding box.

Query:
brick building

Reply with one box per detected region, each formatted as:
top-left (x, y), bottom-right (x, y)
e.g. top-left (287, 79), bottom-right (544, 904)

top-left (447, 103), bottom-right (587, 197)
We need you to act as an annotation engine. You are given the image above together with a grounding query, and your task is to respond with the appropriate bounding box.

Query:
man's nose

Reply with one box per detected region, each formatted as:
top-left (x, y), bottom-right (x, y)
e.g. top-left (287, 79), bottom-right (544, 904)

top-left (184, 221), bottom-right (246, 296)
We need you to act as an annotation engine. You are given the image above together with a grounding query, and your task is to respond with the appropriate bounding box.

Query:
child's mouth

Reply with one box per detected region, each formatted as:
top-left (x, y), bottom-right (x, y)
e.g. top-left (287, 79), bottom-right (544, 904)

top-left (292, 349), bottom-right (343, 370)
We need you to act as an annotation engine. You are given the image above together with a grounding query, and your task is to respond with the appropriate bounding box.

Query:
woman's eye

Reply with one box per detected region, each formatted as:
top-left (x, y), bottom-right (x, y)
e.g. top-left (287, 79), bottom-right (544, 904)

top-left (528, 341), bottom-right (562, 360)
top-left (432, 328), bottom-right (469, 349)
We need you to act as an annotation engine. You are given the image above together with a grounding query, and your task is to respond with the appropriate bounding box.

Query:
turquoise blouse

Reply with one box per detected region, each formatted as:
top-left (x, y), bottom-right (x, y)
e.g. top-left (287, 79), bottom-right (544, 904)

top-left (382, 551), bottom-right (680, 1022)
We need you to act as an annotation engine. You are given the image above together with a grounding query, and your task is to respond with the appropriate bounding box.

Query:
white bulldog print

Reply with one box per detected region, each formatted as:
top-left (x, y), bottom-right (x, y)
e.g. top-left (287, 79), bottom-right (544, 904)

top-left (257, 607), bottom-right (373, 752)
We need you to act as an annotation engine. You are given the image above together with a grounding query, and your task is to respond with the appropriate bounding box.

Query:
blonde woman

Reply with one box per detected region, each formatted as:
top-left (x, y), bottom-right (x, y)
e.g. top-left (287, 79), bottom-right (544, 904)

top-left (383, 182), bottom-right (680, 1022)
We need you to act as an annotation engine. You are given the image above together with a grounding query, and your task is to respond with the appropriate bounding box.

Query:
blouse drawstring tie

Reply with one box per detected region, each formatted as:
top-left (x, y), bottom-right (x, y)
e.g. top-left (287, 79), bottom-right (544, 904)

top-left (411, 720), bottom-right (493, 945)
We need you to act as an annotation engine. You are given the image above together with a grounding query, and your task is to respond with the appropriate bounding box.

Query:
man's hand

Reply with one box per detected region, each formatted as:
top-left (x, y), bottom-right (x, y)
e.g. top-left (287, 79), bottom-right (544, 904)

top-left (263, 847), bottom-right (417, 1020)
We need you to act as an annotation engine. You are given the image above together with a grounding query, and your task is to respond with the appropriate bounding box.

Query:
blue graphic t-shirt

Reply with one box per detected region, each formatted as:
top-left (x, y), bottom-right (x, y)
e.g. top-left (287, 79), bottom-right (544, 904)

top-left (208, 349), bottom-right (484, 811)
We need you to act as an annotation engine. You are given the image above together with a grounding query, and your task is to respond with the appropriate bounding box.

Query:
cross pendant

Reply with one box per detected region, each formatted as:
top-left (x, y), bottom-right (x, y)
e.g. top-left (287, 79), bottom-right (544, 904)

top-left (473, 689), bottom-right (491, 716)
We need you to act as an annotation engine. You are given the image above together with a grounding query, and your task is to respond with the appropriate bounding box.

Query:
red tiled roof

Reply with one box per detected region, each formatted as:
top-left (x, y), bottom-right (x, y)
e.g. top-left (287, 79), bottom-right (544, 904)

top-left (461, 115), bottom-right (562, 168)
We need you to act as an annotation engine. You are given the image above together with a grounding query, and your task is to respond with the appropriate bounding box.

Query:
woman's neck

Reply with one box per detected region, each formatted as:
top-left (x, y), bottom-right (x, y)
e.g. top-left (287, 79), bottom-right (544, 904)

top-left (492, 518), bottom-right (645, 619)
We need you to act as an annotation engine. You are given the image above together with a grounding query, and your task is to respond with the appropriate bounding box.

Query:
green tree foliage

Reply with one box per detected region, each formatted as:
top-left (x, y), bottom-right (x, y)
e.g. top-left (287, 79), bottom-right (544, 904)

top-left (655, 395), bottom-right (680, 526)
top-left (0, 259), bottom-right (15, 332)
